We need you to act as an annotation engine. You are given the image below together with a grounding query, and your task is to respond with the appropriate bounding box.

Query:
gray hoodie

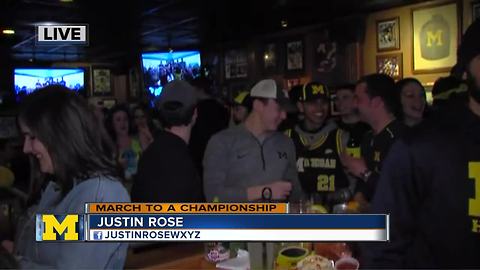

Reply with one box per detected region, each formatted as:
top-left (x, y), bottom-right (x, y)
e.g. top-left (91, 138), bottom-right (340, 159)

top-left (203, 124), bottom-right (304, 202)
top-left (15, 176), bottom-right (130, 269)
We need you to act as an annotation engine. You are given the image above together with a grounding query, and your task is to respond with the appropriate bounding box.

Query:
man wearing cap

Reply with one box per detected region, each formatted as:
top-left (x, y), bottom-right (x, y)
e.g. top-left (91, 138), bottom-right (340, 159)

top-left (203, 79), bottom-right (304, 202)
top-left (363, 19), bottom-right (480, 268)
top-left (285, 82), bottom-right (354, 208)
top-left (131, 80), bottom-right (204, 203)
top-left (231, 91), bottom-right (250, 125)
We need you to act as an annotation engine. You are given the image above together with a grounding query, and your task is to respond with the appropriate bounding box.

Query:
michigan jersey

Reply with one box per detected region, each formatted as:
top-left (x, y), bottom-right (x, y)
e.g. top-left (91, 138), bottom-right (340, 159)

top-left (286, 127), bottom-right (350, 195)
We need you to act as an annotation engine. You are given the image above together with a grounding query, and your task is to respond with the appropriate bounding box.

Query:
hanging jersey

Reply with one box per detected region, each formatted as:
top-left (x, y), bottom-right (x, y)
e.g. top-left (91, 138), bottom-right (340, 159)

top-left (286, 127), bottom-right (349, 195)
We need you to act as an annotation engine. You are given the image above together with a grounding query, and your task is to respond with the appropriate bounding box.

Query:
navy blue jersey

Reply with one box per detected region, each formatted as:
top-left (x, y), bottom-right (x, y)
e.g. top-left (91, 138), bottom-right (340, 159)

top-left (286, 127), bottom-right (350, 197)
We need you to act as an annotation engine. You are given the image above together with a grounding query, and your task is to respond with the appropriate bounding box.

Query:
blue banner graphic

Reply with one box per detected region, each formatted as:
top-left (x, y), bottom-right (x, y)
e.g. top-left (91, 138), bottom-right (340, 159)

top-left (88, 214), bottom-right (387, 229)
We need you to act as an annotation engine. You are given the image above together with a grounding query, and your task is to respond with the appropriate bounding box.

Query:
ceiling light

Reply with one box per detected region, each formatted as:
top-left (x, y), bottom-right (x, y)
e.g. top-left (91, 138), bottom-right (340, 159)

top-left (264, 54), bottom-right (269, 60)
top-left (281, 20), bottom-right (288, 28)
top-left (2, 29), bottom-right (15, 35)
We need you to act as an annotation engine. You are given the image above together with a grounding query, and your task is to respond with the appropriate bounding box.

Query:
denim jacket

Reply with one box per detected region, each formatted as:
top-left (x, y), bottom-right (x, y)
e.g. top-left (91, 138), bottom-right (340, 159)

top-left (15, 175), bottom-right (130, 269)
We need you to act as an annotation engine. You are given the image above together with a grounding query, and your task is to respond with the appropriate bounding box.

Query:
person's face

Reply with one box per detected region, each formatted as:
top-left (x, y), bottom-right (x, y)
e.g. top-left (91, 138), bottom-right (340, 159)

top-left (133, 109), bottom-right (147, 129)
top-left (354, 82), bottom-right (374, 123)
top-left (468, 55), bottom-right (480, 88)
top-left (20, 122), bottom-right (54, 174)
top-left (258, 99), bottom-right (287, 132)
top-left (335, 89), bottom-right (356, 116)
top-left (233, 105), bottom-right (248, 124)
top-left (298, 98), bottom-right (329, 126)
top-left (113, 111), bottom-right (129, 136)
top-left (401, 82), bottom-right (426, 120)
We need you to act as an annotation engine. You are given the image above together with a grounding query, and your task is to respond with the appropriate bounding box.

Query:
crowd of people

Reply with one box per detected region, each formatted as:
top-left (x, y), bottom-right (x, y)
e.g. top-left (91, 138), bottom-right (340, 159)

top-left (0, 18), bottom-right (480, 270)
top-left (143, 60), bottom-right (201, 95)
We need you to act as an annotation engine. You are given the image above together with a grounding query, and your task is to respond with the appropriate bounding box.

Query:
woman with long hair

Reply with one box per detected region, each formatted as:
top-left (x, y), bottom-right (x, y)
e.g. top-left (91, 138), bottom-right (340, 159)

top-left (5, 86), bottom-right (129, 269)
top-left (105, 105), bottom-right (145, 182)
top-left (132, 104), bottom-right (155, 149)
top-left (395, 78), bottom-right (427, 127)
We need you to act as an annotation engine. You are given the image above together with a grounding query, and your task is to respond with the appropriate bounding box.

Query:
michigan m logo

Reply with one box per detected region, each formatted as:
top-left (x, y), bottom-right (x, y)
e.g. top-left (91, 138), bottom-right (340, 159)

top-left (41, 215), bottom-right (79, 241)
top-left (426, 30), bottom-right (444, 47)
top-left (311, 84), bottom-right (325, 95)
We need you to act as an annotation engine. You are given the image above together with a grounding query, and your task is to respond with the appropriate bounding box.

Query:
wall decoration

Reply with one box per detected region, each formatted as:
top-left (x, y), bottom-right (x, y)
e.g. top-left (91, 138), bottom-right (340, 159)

top-left (286, 40), bottom-right (304, 72)
top-left (376, 17), bottom-right (400, 51)
top-left (225, 49), bottom-right (248, 79)
top-left (412, 2), bottom-right (459, 73)
top-left (316, 42), bottom-right (337, 72)
top-left (92, 69), bottom-right (112, 96)
top-left (376, 53), bottom-right (403, 80)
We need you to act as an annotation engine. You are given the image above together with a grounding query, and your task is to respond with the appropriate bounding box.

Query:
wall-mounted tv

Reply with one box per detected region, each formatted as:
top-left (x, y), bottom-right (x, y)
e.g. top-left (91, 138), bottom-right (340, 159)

top-left (14, 68), bottom-right (85, 97)
top-left (141, 51), bottom-right (201, 96)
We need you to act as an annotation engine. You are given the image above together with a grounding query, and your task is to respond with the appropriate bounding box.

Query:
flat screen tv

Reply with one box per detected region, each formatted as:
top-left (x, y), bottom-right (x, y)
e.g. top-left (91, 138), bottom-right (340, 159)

top-left (14, 68), bottom-right (85, 97)
top-left (141, 50), bottom-right (201, 97)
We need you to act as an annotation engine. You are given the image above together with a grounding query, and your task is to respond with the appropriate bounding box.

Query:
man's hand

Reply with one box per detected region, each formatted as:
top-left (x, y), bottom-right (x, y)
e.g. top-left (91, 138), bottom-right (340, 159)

top-left (353, 192), bottom-right (370, 212)
top-left (270, 181), bottom-right (292, 200)
top-left (247, 181), bottom-right (292, 201)
top-left (341, 153), bottom-right (368, 178)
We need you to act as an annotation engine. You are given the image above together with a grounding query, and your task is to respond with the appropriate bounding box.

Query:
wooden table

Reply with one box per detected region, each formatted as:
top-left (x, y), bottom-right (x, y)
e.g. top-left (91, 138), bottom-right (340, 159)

top-left (125, 243), bottom-right (216, 269)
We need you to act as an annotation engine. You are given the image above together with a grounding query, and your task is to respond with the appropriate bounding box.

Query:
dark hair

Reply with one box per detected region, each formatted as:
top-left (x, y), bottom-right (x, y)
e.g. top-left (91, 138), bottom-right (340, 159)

top-left (457, 18), bottom-right (480, 75)
top-left (159, 102), bottom-right (196, 128)
top-left (190, 77), bottom-right (214, 96)
top-left (18, 85), bottom-right (121, 195)
top-left (431, 76), bottom-right (468, 108)
top-left (357, 74), bottom-right (399, 114)
top-left (395, 78), bottom-right (427, 119)
top-left (132, 104), bottom-right (156, 133)
top-left (105, 104), bottom-right (134, 142)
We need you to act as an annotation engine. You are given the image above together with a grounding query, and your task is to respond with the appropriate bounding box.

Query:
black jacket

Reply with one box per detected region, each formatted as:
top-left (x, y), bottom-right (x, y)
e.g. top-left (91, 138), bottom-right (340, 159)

top-left (131, 131), bottom-right (205, 203)
top-left (363, 103), bottom-right (480, 268)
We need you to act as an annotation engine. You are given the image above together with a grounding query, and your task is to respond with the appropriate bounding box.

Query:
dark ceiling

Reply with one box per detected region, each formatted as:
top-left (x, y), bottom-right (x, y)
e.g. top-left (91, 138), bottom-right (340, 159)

top-left (0, 0), bottom-right (423, 66)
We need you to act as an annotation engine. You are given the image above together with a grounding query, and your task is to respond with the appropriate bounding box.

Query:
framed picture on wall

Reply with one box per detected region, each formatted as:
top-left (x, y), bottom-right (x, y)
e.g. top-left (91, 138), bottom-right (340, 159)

top-left (286, 40), bottom-right (304, 72)
top-left (376, 53), bottom-right (403, 80)
top-left (92, 68), bottom-right (112, 96)
top-left (315, 42), bottom-right (337, 72)
top-left (412, 2), bottom-right (459, 73)
top-left (225, 49), bottom-right (248, 79)
top-left (376, 17), bottom-right (400, 51)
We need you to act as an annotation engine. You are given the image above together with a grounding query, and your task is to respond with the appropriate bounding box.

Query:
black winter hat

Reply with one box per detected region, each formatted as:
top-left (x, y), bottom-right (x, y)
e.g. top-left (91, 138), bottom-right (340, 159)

top-left (457, 19), bottom-right (480, 73)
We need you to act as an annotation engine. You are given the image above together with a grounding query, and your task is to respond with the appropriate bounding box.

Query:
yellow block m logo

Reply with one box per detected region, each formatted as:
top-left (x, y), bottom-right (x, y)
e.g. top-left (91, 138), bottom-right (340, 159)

top-left (426, 30), bottom-right (444, 47)
top-left (311, 84), bottom-right (325, 95)
top-left (42, 215), bottom-right (78, 240)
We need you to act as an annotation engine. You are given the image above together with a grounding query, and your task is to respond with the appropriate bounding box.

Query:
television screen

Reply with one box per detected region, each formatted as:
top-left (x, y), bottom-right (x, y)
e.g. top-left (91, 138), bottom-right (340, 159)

top-left (14, 68), bottom-right (85, 96)
top-left (141, 51), bottom-right (201, 97)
